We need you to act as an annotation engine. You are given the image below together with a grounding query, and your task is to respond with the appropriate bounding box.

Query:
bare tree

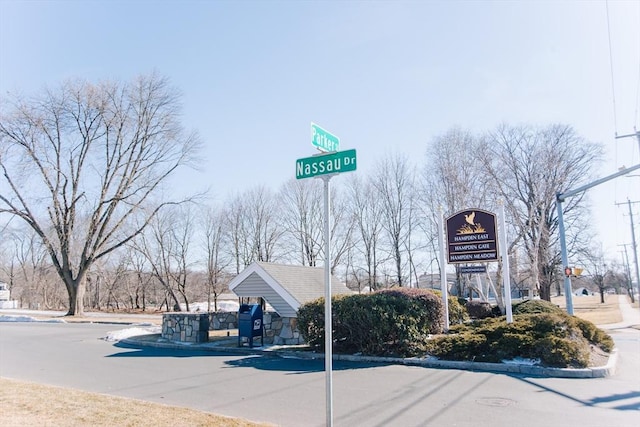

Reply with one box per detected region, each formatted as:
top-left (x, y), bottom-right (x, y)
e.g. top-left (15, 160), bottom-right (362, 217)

top-left (6, 227), bottom-right (61, 309)
top-left (202, 206), bottom-right (228, 311)
top-left (373, 153), bottom-right (417, 287)
top-left (328, 186), bottom-right (355, 276)
top-left (421, 128), bottom-right (495, 299)
top-left (347, 175), bottom-right (385, 291)
top-left (481, 124), bottom-right (602, 301)
top-left (579, 246), bottom-right (611, 303)
top-left (0, 73), bottom-right (201, 315)
top-left (224, 194), bottom-right (251, 274)
top-left (245, 186), bottom-right (283, 263)
top-left (225, 186), bottom-right (283, 272)
top-left (279, 179), bottom-right (324, 266)
top-left (135, 205), bottom-right (198, 311)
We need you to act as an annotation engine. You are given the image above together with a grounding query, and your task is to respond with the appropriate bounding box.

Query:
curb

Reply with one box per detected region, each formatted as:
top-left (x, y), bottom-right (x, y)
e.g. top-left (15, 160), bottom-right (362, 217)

top-left (120, 335), bottom-right (618, 379)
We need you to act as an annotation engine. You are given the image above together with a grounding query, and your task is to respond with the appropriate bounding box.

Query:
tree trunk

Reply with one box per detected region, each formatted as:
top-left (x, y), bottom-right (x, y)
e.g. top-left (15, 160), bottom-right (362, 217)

top-left (539, 282), bottom-right (551, 302)
top-left (66, 277), bottom-right (86, 316)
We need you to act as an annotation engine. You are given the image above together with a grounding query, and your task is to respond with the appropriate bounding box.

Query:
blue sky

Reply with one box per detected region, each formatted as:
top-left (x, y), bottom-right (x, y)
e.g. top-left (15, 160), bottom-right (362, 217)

top-left (1, 0), bottom-right (639, 262)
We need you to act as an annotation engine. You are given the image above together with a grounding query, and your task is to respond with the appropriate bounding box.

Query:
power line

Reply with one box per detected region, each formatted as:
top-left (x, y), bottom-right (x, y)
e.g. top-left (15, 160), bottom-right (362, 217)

top-left (606, 0), bottom-right (619, 136)
top-left (636, 4), bottom-right (640, 127)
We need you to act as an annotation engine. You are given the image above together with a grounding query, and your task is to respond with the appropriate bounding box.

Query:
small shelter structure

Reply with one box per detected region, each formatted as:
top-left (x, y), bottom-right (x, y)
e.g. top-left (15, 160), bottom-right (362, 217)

top-left (228, 261), bottom-right (352, 317)
top-left (228, 262), bottom-right (352, 346)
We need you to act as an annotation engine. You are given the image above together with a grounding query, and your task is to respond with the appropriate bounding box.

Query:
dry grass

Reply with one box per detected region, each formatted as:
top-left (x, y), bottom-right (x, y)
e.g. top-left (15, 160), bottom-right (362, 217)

top-left (551, 293), bottom-right (622, 325)
top-left (0, 377), bottom-right (275, 427)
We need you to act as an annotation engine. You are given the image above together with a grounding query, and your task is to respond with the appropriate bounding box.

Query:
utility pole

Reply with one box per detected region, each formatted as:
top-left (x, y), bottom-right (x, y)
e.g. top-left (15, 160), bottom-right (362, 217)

top-left (616, 199), bottom-right (640, 307)
top-left (614, 129), bottom-right (640, 154)
top-left (618, 244), bottom-right (635, 303)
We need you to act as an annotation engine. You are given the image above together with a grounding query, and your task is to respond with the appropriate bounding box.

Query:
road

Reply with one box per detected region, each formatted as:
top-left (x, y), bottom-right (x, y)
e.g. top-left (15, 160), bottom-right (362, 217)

top-left (0, 319), bottom-right (638, 427)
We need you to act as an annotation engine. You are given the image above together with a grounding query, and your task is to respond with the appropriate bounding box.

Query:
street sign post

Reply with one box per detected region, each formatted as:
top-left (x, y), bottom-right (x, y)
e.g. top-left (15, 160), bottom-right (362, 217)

top-left (296, 149), bottom-right (356, 180)
top-left (311, 123), bottom-right (340, 152)
top-left (295, 131), bottom-right (355, 427)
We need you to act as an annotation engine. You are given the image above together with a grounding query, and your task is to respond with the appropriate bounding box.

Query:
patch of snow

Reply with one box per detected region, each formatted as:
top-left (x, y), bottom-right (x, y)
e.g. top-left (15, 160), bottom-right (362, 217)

top-left (0, 314), bottom-right (66, 323)
top-left (502, 357), bottom-right (540, 365)
top-left (0, 313), bottom-right (160, 342)
top-left (177, 300), bottom-right (240, 312)
top-left (101, 326), bottom-right (161, 342)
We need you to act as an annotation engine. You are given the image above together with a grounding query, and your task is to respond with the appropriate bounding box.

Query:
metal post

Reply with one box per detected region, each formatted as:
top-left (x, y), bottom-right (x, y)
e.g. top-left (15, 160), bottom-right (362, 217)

top-left (499, 203), bottom-right (513, 323)
top-left (438, 208), bottom-right (449, 331)
top-left (556, 163), bottom-right (640, 316)
top-left (620, 245), bottom-right (635, 303)
top-left (625, 199), bottom-right (640, 309)
top-left (322, 175), bottom-right (333, 427)
top-left (556, 195), bottom-right (574, 315)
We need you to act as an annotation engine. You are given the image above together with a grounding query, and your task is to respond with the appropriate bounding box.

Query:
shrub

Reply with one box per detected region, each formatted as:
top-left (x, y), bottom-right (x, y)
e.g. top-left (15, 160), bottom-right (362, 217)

top-left (298, 292), bottom-right (615, 367)
top-left (572, 317), bottom-right (615, 352)
top-left (491, 304), bottom-right (503, 317)
top-left (466, 300), bottom-right (494, 319)
top-left (296, 297), bottom-right (327, 348)
top-left (430, 290), bottom-right (470, 325)
top-left (296, 288), bottom-right (445, 357)
top-left (534, 336), bottom-right (590, 368)
top-left (427, 312), bottom-right (606, 368)
top-left (512, 299), bottom-right (563, 315)
top-left (427, 332), bottom-right (486, 361)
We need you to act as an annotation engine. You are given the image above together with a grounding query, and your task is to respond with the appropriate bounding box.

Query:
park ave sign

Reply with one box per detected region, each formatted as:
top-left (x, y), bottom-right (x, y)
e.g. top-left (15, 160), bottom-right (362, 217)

top-left (296, 149), bottom-right (357, 180)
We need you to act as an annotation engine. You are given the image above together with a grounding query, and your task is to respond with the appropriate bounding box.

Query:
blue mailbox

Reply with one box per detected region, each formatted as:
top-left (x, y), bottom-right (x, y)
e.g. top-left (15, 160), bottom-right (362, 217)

top-left (238, 304), bottom-right (263, 348)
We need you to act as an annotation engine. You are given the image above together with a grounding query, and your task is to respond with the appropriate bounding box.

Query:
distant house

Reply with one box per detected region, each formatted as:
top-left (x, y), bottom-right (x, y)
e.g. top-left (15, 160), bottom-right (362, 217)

top-left (0, 282), bottom-right (9, 301)
top-left (228, 261), bottom-right (352, 317)
top-left (574, 287), bottom-right (592, 296)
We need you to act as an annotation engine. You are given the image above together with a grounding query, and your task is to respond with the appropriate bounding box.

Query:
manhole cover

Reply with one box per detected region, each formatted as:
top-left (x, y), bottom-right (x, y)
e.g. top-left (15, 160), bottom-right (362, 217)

top-left (476, 397), bottom-right (516, 407)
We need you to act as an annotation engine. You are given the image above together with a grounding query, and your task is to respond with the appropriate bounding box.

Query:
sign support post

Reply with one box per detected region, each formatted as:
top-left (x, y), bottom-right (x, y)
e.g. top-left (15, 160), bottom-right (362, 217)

top-left (323, 175), bottom-right (333, 427)
top-left (498, 202), bottom-right (513, 323)
top-left (438, 208), bottom-right (450, 331)
top-left (296, 123), bottom-right (357, 427)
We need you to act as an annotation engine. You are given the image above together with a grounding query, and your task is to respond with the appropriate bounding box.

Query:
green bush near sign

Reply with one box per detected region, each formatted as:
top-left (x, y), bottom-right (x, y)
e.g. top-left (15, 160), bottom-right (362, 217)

top-left (297, 295), bottom-right (613, 367)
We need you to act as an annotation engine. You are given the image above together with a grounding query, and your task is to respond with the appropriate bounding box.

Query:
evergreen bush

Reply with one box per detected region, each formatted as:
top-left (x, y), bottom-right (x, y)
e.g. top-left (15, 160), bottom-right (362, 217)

top-left (466, 300), bottom-right (494, 319)
top-left (297, 288), bottom-right (445, 357)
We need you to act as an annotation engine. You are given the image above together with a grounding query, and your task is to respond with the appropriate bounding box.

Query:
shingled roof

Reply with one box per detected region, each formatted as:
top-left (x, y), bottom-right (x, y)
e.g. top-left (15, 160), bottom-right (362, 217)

top-left (228, 261), bottom-right (352, 317)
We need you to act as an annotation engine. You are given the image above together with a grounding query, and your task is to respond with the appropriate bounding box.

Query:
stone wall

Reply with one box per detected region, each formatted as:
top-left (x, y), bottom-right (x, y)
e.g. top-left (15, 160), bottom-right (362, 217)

top-left (209, 311), bottom-right (238, 330)
top-left (162, 311), bottom-right (305, 346)
top-left (162, 313), bottom-right (209, 343)
top-left (263, 312), bottom-right (304, 345)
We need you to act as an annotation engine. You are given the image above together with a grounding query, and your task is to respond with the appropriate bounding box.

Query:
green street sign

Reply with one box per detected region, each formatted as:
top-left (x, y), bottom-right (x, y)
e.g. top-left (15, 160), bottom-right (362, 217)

top-left (296, 149), bottom-right (357, 179)
top-left (311, 122), bottom-right (340, 152)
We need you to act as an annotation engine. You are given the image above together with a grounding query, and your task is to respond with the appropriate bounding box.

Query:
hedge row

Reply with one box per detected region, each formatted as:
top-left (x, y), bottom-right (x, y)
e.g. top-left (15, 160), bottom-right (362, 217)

top-left (297, 288), bottom-right (453, 357)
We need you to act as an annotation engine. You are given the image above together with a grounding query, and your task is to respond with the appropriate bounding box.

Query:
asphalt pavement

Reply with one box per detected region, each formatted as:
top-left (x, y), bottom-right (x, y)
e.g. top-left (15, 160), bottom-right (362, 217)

top-left (1, 297), bottom-right (639, 427)
top-left (2, 295), bottom-right (639, 379)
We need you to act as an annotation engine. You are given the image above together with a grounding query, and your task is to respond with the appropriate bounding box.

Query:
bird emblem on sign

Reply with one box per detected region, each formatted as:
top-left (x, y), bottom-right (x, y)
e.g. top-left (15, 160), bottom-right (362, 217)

top-left (465, 211), bottom-right (475, 225)
top-left (457, 211), bottom-right (486, 234)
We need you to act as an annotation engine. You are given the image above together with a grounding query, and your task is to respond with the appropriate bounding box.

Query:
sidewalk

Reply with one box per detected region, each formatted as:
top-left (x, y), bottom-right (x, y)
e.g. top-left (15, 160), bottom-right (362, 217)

top-left (597, 295), bottom-right (640, 331)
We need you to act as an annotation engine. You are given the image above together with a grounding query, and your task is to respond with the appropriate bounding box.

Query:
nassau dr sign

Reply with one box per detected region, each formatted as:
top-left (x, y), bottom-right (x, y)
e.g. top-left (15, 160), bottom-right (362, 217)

top-left (296, 149), bottom-right (357, 179)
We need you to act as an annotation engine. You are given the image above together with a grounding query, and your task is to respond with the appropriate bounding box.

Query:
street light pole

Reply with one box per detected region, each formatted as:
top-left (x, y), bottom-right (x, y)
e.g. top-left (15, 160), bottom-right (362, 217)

top-left (556, 163), bottom-right (640, 315)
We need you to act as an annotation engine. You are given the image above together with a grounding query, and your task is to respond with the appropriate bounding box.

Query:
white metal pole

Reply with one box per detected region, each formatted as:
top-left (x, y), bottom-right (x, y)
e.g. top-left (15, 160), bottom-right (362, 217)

top-left (499, 203), bottom-right (513, 323)
top-left (438, 209), bottom-right (449, 331)
top-left (323, 175), bottom-right (333, 427)
top-left (556, 196), bottom-right (574, 315)
top-left (625, 199), bottom-right (640, 310)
